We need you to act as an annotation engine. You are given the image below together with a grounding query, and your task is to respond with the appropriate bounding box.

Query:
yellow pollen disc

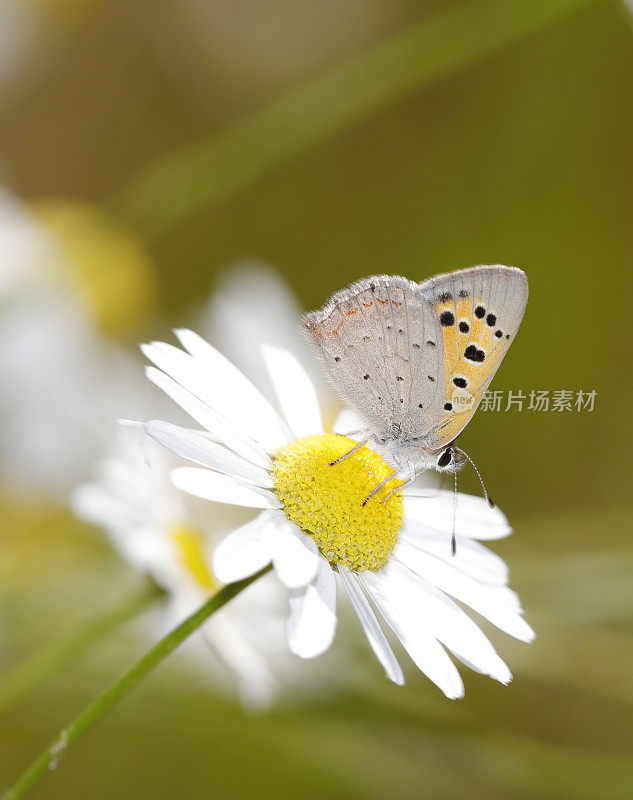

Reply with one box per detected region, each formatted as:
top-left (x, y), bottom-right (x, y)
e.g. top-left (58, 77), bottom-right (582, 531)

top-left (272, 434), bottom-right (403, 572)
top-left (170, 526), bottom-right (218, 592)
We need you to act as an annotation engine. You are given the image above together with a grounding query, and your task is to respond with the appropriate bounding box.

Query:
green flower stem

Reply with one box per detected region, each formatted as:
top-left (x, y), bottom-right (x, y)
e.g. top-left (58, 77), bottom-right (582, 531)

top-left (0, 582), bottom-right (162, 716)
top-left (1, 568), bottom-right (270, 800)
top-left (115, 0), bottom-right (595, 236)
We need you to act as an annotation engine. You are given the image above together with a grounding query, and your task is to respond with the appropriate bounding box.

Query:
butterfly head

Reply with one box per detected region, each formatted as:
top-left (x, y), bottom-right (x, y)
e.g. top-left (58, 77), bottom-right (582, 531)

top-left (434, 442), bottom-right (470, 475)
top-left (436, 445), bottom-right (455, 472)
top-left (366, 430), bottom-right (459, 478)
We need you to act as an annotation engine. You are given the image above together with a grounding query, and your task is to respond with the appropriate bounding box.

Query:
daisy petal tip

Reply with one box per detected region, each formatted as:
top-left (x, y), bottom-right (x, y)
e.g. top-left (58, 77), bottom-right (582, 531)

top-left (209, 561), bottom-right (234, 585)
top-left (521, 622), bottom-right (537, 644)
top-left (170, 466), bottom-right (188, 488)
top-left (433, 669), bottom-right (465, 700)
top-left (490, 660), bottom-right (513, 686)
top-left (144, 364), bottom-right (161, 384)
top-left (140, 341), bottom-right (163, 358)
top-left (388, 672), bottom-right (406, 687)
top-left (173, 328), bottom-right (198, 347)
top-left (288, 641), bottom-right (316, 660)
top-left (445, 683), bottom-right (465, 701)
top-left (509, 615), bottom-right (536, 643)
top-left (287, 622), bottom-right (335, 660)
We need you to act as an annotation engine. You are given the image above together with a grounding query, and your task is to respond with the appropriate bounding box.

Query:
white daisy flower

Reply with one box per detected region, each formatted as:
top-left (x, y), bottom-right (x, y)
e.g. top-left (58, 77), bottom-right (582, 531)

top-left (141, 328), bottom-right (534, 698)
top-left (0, 188), bottom-right (152, 499)
top-left (72, 426), bottom-right (308, 710)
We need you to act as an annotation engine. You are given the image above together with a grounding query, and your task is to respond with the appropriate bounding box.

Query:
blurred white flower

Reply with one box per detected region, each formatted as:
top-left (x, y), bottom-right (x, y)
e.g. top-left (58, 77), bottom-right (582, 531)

top-left (72, 425), bottom-right (316, 710)
top-left (142, 329), bottom-right (534, 698)
top-left (0, 189), bottom-right (152, 500)
top-left (203, 262), bottom-right (326, 406)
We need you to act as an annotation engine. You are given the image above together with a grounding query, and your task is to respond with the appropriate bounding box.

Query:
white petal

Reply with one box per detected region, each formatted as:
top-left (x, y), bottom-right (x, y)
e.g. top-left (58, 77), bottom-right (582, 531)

top-left (172, 467), bottom-right (281, 509)
top-left (271, 517), bottom-right (320, 588)
top-left (287, 560), bottom-right (337, 658)
top-left (201, 615), bottom-right (277, 711)
top-left (404, 491), bottom-right (511, 540)
top-left (144, 337), bottom-right (291, 453)
top-left (375, 562), bottom-right (513, 685)
top-left (146, 366), bottom-right (271, 469)
top-left (362, 569), bottom-right (464, 699)
top-left (333, 407), bottom-right (365, 435)
top-left (338, 566), bottom-right (404, 685)
top-left (71, 484), bottom-right (136, 530)
top-left (204, 264), bottom-right (328, 403)
top-left (394, 541), bottom-right (534, 642)
top-left (401, 521), bottom-right (509, 585)
top-left (145, 420), bottom-right (273, 487)
top-left (173, 329), bottom-right (293, 449)
top-left (262, 345), bottom-right (323, 438)
top-left (212, 512), bottom-right (276, 582)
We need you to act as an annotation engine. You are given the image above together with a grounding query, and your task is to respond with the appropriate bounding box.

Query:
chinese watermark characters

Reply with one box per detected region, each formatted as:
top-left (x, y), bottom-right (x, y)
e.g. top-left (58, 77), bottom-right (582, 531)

top-left (479, 389), bottom-right (597, 412)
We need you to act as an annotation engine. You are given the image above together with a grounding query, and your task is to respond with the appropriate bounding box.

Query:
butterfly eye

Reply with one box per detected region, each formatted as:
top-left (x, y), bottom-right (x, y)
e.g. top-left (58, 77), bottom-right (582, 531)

top-left (437, 449), bottom-right (452, 468)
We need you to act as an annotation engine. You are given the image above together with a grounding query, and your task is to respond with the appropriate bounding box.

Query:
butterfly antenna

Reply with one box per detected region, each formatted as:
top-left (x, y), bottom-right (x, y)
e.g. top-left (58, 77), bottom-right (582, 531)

top-left (454, 446), bottom-right (494, 508)
top-left (451, 449), bottom-right (458, 557)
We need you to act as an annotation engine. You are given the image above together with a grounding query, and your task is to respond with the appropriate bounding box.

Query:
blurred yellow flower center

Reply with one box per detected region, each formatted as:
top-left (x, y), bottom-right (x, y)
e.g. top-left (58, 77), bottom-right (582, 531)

top-left (272, 434), bottom-right (403, 572)
top-left (170, 526), bottom-right (218, 592)
top-left (34, 200), bottom-right (156, 339)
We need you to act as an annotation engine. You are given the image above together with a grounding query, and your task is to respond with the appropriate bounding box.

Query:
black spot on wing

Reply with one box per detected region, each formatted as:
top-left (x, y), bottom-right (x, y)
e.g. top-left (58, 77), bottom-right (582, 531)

top-left (464, 344), bottom-right (485, 362)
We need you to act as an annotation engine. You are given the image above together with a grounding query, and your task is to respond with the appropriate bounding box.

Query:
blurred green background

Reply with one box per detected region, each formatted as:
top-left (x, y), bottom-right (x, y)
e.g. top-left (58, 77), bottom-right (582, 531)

top-left (1, 0), bottom-right (632, 798)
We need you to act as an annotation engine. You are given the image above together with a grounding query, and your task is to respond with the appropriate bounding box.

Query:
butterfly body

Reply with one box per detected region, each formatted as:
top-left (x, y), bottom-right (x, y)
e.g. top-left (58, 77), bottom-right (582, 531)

top-left (302, 265), bottom-right (528, 483)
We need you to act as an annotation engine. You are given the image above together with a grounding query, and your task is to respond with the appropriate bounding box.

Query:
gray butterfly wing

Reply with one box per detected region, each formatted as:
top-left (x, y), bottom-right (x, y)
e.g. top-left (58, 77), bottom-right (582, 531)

top-left (411, 264), bottom-right (528, 451)
top-left (301, 275), bottom-right (444, 436)
top-left (303, 266), bottom-right (528, 452)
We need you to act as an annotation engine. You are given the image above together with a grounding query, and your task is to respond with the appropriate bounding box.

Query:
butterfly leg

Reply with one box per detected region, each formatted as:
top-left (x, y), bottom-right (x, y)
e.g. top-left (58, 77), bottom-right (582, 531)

top-left (329, 439), bottom-right (368, 467)
top-left (361, 473), bottom-right (397, 506)
top-left (380, 470), bottom-right (417, 504)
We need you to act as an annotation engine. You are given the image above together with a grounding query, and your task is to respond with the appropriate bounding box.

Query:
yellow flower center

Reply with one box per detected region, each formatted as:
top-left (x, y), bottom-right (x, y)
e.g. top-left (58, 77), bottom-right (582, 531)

top-left (272, 434), bottom-right (403, 572)
top-left (34, 200), bottom-right (156, 339)
top-left (170, 525), bottom-right (218, 592)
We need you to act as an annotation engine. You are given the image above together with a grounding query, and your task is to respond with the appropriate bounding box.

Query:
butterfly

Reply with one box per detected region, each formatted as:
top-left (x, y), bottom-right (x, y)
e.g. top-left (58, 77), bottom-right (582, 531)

top-left (302, 265), bottom-right (528, 507)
